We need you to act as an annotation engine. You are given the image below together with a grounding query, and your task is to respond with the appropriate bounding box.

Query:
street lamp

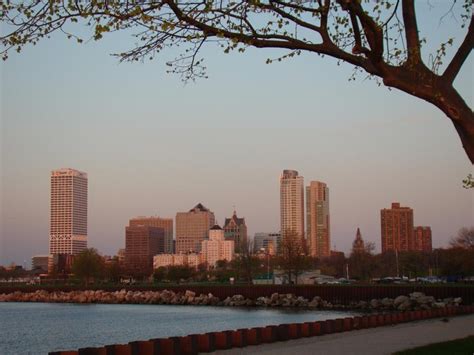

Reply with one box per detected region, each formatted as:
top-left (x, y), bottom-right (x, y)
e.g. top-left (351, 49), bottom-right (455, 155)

top-left (260, 248), bottom-right (270, 284)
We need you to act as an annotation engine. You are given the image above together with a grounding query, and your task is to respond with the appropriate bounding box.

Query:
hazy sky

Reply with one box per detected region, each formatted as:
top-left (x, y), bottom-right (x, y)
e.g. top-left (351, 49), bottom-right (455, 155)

top-left (1, 2), bottom-right (473, 266)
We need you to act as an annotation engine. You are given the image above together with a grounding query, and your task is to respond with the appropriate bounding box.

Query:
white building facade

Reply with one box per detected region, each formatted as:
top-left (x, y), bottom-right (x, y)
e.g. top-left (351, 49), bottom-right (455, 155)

top-left (280, 170), bottom-right (304, 239)
top-left (153, 253), bottom-right (201, 269)
top-left (201, 225), bottom-right (234, 268)
top-left (49, 168), bottom-right (88, 255)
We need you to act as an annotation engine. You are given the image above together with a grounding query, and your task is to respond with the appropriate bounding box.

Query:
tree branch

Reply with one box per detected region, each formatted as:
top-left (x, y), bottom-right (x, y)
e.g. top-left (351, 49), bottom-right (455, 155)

top-left (163, 0), bottom-right (371, 71)
top-left (443, 15), bottom-right (473, 83)
top-left (402, 0), bottom-right (421, 64)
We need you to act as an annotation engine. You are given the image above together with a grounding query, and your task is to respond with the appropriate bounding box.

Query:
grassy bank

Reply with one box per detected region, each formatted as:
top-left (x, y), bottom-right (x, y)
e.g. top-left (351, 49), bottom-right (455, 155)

top-left (394, 335), bottom-right (474, 354)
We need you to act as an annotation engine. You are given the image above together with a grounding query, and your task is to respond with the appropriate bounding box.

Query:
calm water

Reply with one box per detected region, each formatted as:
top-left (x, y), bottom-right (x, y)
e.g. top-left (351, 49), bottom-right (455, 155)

top-left (0, 302), bottom-right (359, 354)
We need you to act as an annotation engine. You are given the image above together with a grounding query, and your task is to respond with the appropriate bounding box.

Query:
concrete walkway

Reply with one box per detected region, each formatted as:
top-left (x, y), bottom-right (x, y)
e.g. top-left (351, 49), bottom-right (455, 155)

top-left (215, 315), bottom-right (474, 355)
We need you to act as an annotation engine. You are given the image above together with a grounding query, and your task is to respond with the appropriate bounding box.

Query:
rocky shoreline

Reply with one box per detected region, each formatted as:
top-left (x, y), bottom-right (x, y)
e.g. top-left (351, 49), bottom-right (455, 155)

top-left (0, 290), bottom-right (464, 311)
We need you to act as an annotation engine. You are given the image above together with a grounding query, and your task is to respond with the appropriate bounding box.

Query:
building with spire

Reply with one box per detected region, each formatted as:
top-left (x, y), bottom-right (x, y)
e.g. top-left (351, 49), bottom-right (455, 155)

top-left (176, 203), bottom-right (215, 253)
top-left (352, 227), bottom-right (365, 253)
top-left (223, 210), bottom-right (248, 253)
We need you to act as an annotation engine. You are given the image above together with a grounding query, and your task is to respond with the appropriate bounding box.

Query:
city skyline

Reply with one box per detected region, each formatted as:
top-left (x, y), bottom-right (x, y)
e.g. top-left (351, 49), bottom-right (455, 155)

top-left (1, 164), bottom-right (467, 265)
top-left (1, 1), bottom-right (472, 265)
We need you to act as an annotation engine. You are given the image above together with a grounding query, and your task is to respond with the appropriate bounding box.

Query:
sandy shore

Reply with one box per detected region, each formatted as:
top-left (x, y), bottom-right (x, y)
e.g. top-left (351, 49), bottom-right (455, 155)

top-left (215, 314), bottom-right (474, 355)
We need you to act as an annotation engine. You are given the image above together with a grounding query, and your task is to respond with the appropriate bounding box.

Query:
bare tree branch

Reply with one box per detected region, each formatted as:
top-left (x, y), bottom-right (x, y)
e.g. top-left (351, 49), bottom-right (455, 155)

top-left (443, 15), bottom-right (473, 83)
top-left (402, 0), bottom-right (422, 64)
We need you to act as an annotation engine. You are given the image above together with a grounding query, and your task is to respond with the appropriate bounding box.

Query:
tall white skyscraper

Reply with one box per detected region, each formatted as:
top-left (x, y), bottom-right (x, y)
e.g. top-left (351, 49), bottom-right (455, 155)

top-left (306, 181), bottom-right (330, 257)
top-left (280, 170), bottom-right (304, 239)
top-left (49, 168), bottom-right (88, 255)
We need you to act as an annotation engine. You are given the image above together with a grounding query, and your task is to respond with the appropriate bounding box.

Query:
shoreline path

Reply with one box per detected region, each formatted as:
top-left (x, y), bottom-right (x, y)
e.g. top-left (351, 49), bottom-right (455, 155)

top-left (215, 314), bottom-right (474, 355)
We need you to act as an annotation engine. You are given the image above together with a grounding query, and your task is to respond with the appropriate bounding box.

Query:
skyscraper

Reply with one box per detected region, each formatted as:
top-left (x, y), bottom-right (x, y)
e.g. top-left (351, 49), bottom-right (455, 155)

top-left (381, 202), bottom-right (414, 252)
top-left (223, 210), bottom-right (247, 253)
top-left (129, 216), bottom-right (173, 253)
top-left (306, 181), bottom-right (330, 257)
top-left (176, 203), bottom-right (215, 253)
top-left (280, 170), bottom-right (304, 239)
top-left (414, 226), bottom-right (432, 252)
top-left (125, 224), bottom-right (164, 275)
top-left (49, 168), bottom-right (88, 255)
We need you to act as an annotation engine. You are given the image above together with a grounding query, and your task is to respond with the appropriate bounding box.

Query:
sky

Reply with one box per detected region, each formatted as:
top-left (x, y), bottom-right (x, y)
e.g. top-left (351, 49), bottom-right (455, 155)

top-left (1, 2), bottom-right (473, 266)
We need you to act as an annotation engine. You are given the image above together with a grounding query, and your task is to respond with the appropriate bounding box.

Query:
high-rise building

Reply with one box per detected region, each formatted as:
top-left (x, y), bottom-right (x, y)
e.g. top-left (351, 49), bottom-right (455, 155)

top-left (201, 225), bottom-right (234, 268)
top-left (49, 168), bottom-right (88, 255)
top-left (381, 202), bottom-right (414, 252)
top-left (223, 210), bottom-right (248, 253)
top-left (414, 226), bottom-right (432, 252)
top-left (280, 170), bottom-right (304, 239)
top-left (306, 181), bottom-right (330, 258)
top-left (253, 232), bottom-right (281, 255)
top-left (125, 224), bottom-right (164, 275)
top-left (129, 216), bottom-right (173, 253)
top-left (351, 227), bottom-right (365, 253)
top-left (176, 203), bottom-right (215, 253)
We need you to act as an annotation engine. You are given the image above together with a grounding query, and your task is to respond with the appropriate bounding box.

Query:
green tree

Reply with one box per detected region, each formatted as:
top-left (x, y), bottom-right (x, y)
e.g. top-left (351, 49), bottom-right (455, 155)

top-left (232, 239), bottom-right (261, 284)
top-left (167, 265), bottom-right (194, 283)
top-left (348, 242), bottom-right (376, 280)
top-left (104, 258), bottom-right (123, 283)
top-left (438, 247), bottom-right (474, 277)
top-left (71, 248), bottom-right (105, 286)
top-left (398, 251), bottom-right (430, 278)
top-left (1, 1), bottom-right (473, 162)
top-left (153, 266), bottom-right (167, 282)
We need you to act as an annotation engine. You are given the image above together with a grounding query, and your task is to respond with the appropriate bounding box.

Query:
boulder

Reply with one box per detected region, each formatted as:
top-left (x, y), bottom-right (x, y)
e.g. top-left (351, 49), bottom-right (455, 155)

top-left (416, 295), bottom-right (435, 305)
top-left (394, 295), bottom-right (409, 307)
top-left (381, 298), bottom-right (394, 307)
top-left (370, 299), bottom-right (381, 309)
top-left (397, 299), bottom-right (412, 311)
top-left (409, 292), bottom-right (425, 300)
top-left (184, 290), bottom-right (196, 298)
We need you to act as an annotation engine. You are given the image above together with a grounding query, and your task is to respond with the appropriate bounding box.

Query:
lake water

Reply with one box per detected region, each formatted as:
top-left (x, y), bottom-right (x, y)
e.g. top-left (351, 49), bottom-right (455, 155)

top-left (0, 302), bottom-right (359, 354)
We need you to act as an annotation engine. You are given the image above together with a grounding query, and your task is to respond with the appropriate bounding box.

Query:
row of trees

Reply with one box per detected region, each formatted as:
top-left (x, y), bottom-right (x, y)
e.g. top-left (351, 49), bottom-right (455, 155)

top-left (45, 227), bottom-right (474, 285)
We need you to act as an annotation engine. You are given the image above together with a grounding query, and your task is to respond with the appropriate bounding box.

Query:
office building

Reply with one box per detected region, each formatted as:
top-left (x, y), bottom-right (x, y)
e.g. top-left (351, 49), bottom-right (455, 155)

top-left (31, 255), bottom-right (53, 273)
top-left (306, 181), bottom-right (330, 258)
top-left (176, 203), bottom-right (215, 253)
top-left (49, 168), bottom-right (88, 255)
top-left (280, 170), bottom-right (304, 239)
top-left (129, 216), bottom-right (173, 253)
top-left (125, 224), bottom-right (164, 275)
top-left (253, 232), bottom-right (281, 255)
